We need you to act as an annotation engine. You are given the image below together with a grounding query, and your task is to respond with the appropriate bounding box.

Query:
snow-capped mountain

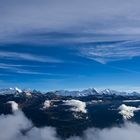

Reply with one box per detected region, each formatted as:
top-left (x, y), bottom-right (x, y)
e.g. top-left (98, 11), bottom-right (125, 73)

top-left (99, 89), bottom-right (140, 96)
top-left (0, 87), bottom-right (22, 95)
top-left (0, 87), bottom-right (140, 97)
top-left (99, 89), bottom-right (126, 95)
top-left (0, 87), bottom-right (33, 97)
top-left (54, 88), bottom-right (98, 97)
top-left (53, 88), bottom-right (140, 97)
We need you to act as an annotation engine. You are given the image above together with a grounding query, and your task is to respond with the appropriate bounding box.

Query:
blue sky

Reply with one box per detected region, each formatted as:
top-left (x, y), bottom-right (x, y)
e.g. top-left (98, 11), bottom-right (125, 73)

top-left (0, 0), bottom-right (140, 91)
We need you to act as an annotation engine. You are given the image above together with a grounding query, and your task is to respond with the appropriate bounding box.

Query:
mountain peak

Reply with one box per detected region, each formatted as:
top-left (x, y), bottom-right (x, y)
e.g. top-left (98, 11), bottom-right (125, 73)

top-left (15, 87), bottom-right (22, 93)
top-left (0, 87), bottom-right (22, 95)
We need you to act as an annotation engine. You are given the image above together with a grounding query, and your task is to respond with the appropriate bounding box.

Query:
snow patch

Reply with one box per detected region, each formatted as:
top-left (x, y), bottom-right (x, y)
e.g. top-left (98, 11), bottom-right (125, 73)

top-left (15, 87), bottom-right (22, 93)
top-left (88, 100), bottom-right (103, 104)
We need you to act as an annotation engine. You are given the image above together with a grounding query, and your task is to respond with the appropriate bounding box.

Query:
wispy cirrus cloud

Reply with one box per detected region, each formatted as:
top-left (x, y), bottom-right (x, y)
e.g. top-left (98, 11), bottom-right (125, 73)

top-left (1, 0), bottom-right (140, 44)
top-left (78, 40), bottom-right (140, 64)
top-left (0, 51), bottom-right (62, 63)
top-left (0, 63), bottom-right (71, 77)
top-left (0, 63), bottom-right (45, 75)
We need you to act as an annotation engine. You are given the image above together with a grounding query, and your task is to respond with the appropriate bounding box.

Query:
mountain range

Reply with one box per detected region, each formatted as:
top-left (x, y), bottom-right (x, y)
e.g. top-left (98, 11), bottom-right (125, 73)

top-left (0, 87), bottom-right (140, 97)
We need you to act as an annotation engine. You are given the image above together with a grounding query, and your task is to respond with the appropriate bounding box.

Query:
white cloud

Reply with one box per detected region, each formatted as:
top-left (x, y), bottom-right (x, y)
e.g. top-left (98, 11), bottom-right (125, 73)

top-left (1, 0), bottom-right (140, 65)
top-left (68, 122), bottom-right (140, 140)
top-left (43, 100), bottom-right (51, 109)
top-left (7, 101), bottom-right (19, 112)
top-left (118, 104), bottom-right (140, 120)
top-left (78, 40), bottom-right (140, 63)
top-left (1, 110), bottom-right (140, 140)
top-left (0, 111), bottom-right (59, 140)
top-left (0, 111), bottom-right (31, 140)
top-left (0, 51), bottom-right (62, 63)
top-left (63, 99), bottom-right (87, 113)
top-left (0, 63), bottom-right (59, 76)
top-left (1, 0), bottom-right (140, 43)
top-left (123, 100), bottom-right (140, 103)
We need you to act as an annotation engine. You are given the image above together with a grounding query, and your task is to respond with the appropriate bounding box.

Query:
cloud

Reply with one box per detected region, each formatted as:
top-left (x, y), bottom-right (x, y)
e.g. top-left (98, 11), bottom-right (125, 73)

top-left (0, 111), bottom-right (59, 140)
top-left (43, 100), bottom-right (51, 109)
top-left (7, 101), bottom-right (19, 112)
top-left (1, 0), bottom-right (140, 43)
top-left (0, 51), bottom-right (62, 63)
top-left (123, 100), bottom-right (140, 103)
top-left (1, 0), bottom-right (140, 65)
top-left (1, 110), bottom-right (140, 140)
top-left (0, 111), bottom-right (32, 140)
top-left (63, 99), bottom-right (87, 113)
top-left (68, 122), bottom-right (140, 140)
top-left (118, 104), bottom-right (140, 120)
top-left (78, 40), bottom-right (140, 63)
top-left (0, 63), bottom-right (57, 76)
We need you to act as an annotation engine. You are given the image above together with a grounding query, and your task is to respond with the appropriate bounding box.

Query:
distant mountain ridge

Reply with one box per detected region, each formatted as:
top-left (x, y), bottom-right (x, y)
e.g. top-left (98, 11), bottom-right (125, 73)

top-left (53, 88), bottom-right (140, 97)
top-left (0, 87), bottom-right (22, 95)
top-left (0, 87), bottom-right (140, 97)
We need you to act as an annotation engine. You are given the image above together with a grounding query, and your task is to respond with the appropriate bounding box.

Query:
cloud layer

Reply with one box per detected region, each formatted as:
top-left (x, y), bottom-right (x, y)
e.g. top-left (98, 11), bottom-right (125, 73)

top-left (78, 40), bottom-right (140, 64)
top-left (0, 111), bottom-right (59, 140)
top-left (1, 110), bottom-right (140, 140)
top-left (1, 0), bottom-right (140, 43)
top-left (0, 51), bottom-right (62, 63)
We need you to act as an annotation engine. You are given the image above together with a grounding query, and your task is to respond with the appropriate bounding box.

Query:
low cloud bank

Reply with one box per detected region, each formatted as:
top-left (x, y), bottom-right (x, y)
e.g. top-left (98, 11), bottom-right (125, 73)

top-left (68, 122), bottom-right (140, 140)
top-left (0, 111), bottom-right (59, 140)
top-left (1, 108), bottom-right (140, 140)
